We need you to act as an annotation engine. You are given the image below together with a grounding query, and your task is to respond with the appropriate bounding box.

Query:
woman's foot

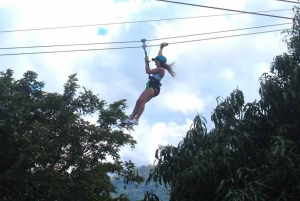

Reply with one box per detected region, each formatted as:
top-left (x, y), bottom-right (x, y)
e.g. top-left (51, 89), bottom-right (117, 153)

top-left (122, 119), bottom-right (131, 124)
top-left (129, 118), bottom-right (139, 125)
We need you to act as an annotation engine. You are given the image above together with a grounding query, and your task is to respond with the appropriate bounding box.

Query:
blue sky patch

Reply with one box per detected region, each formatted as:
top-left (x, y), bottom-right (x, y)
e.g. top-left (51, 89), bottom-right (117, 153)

top-left (98, 27), bottom-right (108, 36)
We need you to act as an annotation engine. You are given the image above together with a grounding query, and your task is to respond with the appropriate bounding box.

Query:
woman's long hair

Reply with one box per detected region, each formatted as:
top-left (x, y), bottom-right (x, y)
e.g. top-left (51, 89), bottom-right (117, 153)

top-left (162, 62), bottom-right (176, 77)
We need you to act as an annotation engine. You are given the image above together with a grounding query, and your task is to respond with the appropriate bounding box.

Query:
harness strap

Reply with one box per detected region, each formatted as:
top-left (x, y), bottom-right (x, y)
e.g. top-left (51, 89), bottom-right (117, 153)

top-left (149, 76), bottom-right (162, 86)
top-left (146, 76), bottom-right (161, 89)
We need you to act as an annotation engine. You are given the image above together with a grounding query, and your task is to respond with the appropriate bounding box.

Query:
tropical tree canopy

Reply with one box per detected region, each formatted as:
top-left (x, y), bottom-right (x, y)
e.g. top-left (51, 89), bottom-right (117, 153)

top-left (0, 70), bottom-right (142, 201)
top-left (146, 7), bottom-right (300, 201)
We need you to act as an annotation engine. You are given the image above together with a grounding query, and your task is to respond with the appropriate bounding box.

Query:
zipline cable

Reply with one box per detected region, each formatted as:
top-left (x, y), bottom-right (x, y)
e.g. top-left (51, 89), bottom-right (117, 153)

top-left (169, 29), bottom-right (284, 45)
top-left (276, 0), bottom-right (300, 4)
top-left (0, 9), bottom-right (291, 33)
top-left (155, 0), bottom-right (293, 20)
top-left (0, 23), bottom-right (291, 50)
top-left (0, 29), bottom-right (286, 57)
top-left (147, 23), bottom-right (291, 42)
top-left (0, 40), bottom-right (139, 50)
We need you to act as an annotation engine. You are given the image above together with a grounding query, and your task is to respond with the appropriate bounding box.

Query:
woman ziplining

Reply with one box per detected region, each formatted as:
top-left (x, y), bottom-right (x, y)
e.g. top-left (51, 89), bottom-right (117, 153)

top-left (122, 41), bottom-right (176, 125)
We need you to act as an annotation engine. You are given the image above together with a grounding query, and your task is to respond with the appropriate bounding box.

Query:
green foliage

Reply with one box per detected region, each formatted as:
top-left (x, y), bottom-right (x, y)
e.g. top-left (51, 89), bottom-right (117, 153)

top-left (112, 165), bottom-right (169, 201)
top-left (0, 70), bottom-right (142, 200)
top-left (146, 6), bottom-right (300, 201)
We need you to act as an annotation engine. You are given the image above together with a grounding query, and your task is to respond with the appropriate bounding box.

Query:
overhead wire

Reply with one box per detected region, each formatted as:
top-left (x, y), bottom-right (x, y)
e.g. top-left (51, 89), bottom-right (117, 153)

top-left (169, 29), bottom-right (285, 45)
top-left (0, 29), bottom-right (287, 57)
top-left (0, 2), bottom-right (292, 56)
top-left (0, 23), bottom-right (291, 50)
top-left (155, 0), bottom-right (293, 20)
top-left (0, 9), bottom-right (291, 33)
top-left (276, 0), bottom-right (300, 4)
top-left (148, 23), bottom-right (290, 42)
top-left (0, 40), bottom-right (139, 50)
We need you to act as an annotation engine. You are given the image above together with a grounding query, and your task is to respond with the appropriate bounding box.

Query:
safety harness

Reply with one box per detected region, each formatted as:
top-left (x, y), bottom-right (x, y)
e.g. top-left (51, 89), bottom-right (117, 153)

top-left (146, 76), bottom-right (162, 90)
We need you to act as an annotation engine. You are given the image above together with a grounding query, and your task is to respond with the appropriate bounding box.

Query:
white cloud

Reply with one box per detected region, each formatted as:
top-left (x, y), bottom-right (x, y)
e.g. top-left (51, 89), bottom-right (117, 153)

top-left (222, 68), bottom-right (234, 79)
top-left (253, 62), bottom-right (270, 78)
top-left (162, 91), bottom-right (205, 115)
top-left (121, 118), bottom-right (193, 165)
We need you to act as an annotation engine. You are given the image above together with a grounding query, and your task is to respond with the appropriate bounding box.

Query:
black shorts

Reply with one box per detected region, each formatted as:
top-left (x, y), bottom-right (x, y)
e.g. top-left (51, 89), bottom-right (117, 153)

top-left (149, 81), bottom-right (160, 97)
top-left (147, 77), bottom-right (161, 97)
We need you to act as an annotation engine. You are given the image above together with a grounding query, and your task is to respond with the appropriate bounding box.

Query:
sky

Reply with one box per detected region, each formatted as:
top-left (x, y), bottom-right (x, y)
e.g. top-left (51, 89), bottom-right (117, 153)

top-left (0, 0), bottom-right (295, 166)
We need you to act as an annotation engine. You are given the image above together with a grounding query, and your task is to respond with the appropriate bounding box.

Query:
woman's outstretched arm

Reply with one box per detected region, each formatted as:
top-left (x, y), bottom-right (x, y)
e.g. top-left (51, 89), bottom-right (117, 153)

top-left (158, 46), bottom-right (163, 55)
top-left (158, 42), bottom-right (168, 55)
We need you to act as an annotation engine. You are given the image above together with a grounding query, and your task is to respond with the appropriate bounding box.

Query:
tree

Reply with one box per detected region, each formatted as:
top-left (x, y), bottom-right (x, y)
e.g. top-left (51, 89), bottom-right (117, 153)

top-left (0, 70), bottom-right (142, 200)
top-left (146, 7), bottom-right (300, 201)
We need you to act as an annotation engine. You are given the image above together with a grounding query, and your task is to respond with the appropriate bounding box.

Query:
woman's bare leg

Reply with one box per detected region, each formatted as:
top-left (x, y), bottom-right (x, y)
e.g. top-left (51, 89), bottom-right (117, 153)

top-left (130, 104), bottom-right (139, 120)
top-left (130, 88), bottom-right (154, 120)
